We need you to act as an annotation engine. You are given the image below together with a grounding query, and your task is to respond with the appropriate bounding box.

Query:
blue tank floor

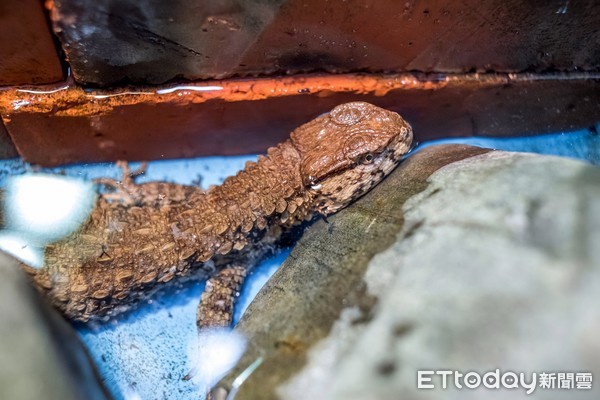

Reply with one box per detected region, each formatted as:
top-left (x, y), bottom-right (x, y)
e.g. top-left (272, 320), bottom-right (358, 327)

top-left (0, 126), bottom-right (598, 399)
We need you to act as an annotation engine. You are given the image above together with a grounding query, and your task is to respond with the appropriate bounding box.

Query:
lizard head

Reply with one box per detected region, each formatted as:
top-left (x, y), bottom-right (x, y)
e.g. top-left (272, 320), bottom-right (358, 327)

top-left (291, 101), bottom-right (413, 214)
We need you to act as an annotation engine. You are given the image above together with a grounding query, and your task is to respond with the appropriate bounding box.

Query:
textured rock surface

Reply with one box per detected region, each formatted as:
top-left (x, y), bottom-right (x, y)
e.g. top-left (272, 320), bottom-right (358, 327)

top-left (219, 145), bottom-right (600, 399)
top-left (0, 252), bottom-right (111, 400)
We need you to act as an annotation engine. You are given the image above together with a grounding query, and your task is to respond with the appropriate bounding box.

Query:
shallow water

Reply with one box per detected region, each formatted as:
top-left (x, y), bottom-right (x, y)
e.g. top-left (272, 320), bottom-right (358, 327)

top-left (0, 126), bottom-right (598, 400)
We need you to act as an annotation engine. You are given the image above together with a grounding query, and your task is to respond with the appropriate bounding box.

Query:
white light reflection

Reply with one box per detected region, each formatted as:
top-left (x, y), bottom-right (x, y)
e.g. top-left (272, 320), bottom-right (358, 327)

top-left (0, 174), bottom-right (97, 267)
top-left (89, 91), bottom-right (154, 99)
top-left (156, 85), bottom-right (223, 95)
top-left (186, 329), bottom-right (247, 394)
top-left (122, 388), bottom-right (142, 400)
top-left (226, 357), bottom-right (263, 400)
top-left (11, 99), bottom-right (30, 110)
top-left (16, 85), bottom-right (69, 94)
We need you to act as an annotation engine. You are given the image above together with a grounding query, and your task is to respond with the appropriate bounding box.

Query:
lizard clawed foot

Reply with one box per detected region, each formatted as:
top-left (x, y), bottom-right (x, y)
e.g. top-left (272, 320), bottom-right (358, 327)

top-left (94, 160), bottom-right (148, 206)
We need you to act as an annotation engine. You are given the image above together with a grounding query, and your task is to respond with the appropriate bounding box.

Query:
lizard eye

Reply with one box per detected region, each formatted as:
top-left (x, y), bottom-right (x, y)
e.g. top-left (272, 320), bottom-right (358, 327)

top-left (360, 153), bottom-right (375, 164)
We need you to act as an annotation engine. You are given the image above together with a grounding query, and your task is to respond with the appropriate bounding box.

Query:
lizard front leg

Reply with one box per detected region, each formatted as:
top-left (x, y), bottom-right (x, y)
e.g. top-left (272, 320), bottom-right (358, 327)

top-left (183, 265), bottom-right (248, 383)
top-left (95, 160), bottom-right (205, 208)
top-left (197, 265), bottom-right (247, 329)
top-left (94, 160), bottom-right (149, 206)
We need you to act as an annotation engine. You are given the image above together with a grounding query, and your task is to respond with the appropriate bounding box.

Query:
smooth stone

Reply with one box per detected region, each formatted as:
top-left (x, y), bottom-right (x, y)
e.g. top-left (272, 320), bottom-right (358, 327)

top-left (219, 144), bottom-right (600, 399)
top-left (0, 251), bottom-right (111, 400)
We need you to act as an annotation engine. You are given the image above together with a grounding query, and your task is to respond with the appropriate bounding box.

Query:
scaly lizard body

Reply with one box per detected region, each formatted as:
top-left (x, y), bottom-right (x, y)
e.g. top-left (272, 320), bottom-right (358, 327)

top-left (20, 102), bottom-right (413, 327)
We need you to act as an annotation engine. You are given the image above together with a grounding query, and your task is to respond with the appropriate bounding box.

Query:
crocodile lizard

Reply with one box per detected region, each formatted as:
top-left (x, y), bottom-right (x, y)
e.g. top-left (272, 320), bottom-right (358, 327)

top-left (20, 101), bottom-right (413, 329)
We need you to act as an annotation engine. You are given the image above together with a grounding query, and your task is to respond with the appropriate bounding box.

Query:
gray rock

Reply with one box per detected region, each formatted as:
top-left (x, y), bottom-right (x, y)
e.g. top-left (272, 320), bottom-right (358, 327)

top-left (219, 145), bottom-right (600, 400)
top-left (0, 252), bottom-right (111, 400)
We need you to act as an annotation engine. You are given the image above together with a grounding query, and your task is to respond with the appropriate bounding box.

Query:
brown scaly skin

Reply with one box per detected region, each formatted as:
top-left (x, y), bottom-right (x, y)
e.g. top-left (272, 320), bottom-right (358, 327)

top-left (20, 102), bottom-right (413, 323)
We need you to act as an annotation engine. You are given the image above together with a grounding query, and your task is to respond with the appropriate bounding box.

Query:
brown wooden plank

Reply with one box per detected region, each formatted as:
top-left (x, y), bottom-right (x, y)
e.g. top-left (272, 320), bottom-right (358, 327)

top-left (0, 73), bottom-right (598, 166)
top-left (0, 0), bottom-right (64, 86)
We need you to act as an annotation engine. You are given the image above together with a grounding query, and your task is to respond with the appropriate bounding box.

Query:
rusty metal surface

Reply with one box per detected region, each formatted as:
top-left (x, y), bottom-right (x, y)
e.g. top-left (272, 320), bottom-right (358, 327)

top-left (48, 0), bottom-right (600, 86)
top-left (0, 0), bottom-right (64, 86)
top-left (1, 72), bottom-right (598, 166)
